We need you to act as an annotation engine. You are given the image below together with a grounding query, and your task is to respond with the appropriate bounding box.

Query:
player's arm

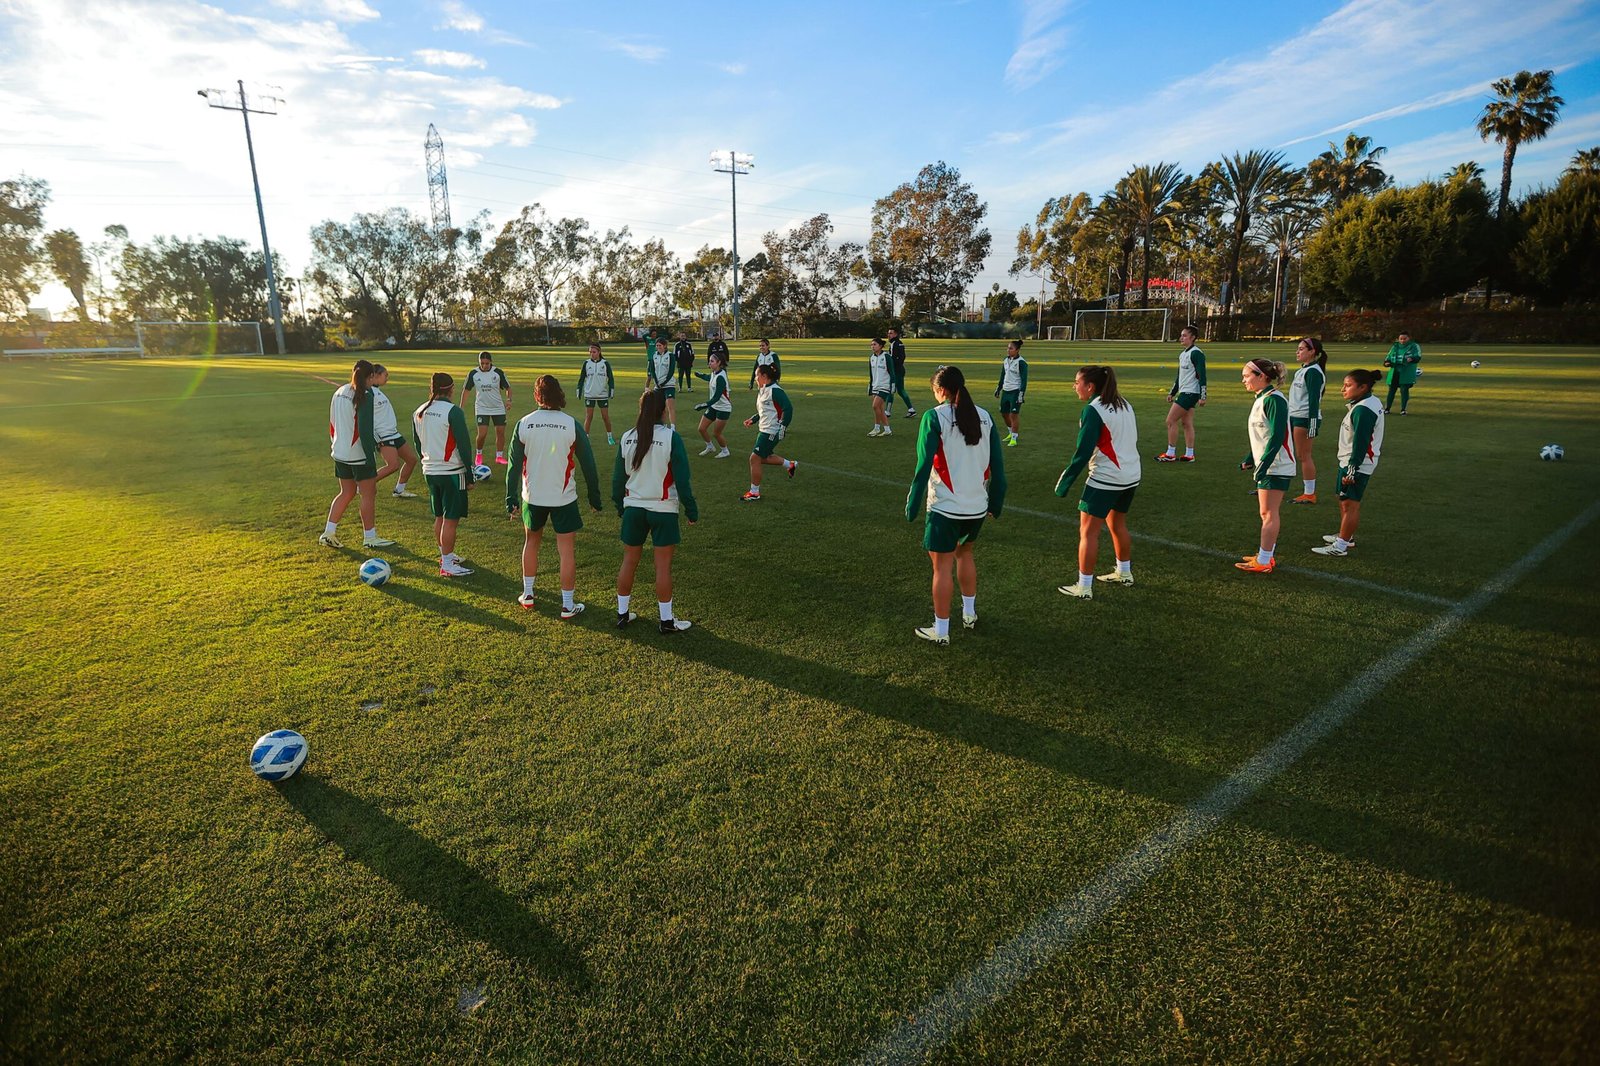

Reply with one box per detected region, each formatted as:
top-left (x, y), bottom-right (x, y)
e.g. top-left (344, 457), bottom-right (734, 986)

top-left (904, 410), bottom-right (939, 521)
top-left (358, 388), bottom-right (378, 460)
top-left (497, 368), bottom-right (510, 405)
top-left (505, 428), bottom-right (525, 513)
top-left (749, 362), bottom-right (757, 389)
top-left (995, 366), bottom-right (1004, 398)
top-left (669, 432), bottom-right (697, 523)
top-left (577, 362), bottom-right (589, 397)
top-left (1255, 395), bottom-right (1288, 485)
top-left (1168, 369), bottom-right (1179, 399)
top-left (1306, 367), bottom-right (1323, 424)
top-left (1018, 358), bottom-right (1028, 402)
top-left (574, 425), bottom-right (602, 510)
top-left (1346, 406), bottom-right (1377, 479)
top-left (1054, 406), bottom-right (1102, 496)
top-left (1193, 351), bottom-right (1207, 402)
top-left (1408, 343), bottom-right (1421, 365)
top-left (605, 362), bottom-right (615, 398)
top-left (448, 405), bottom-right (476, 488)
top-left (774, 386), bottom-right (793, 427)
top-left (986, 421), bottom-right (1008, 517)
top-left (610, 448), bottom-right (627, 514)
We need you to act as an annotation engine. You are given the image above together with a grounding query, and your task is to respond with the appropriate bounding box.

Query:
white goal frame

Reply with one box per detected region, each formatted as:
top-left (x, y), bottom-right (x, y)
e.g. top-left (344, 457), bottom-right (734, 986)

top-left (1046, 325), bottom-right (1073, 341)
top-left (135, 320), bottom-right (265, 357)
top-left (1072, 308), bottom-right (1170, 342)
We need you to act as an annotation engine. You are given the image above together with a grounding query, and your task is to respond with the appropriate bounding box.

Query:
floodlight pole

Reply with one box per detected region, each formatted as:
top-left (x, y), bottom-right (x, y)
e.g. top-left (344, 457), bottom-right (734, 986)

top-left (711, 150), bottom-right (752, 341)
top-left (201, 81), bottom-right (288, 355)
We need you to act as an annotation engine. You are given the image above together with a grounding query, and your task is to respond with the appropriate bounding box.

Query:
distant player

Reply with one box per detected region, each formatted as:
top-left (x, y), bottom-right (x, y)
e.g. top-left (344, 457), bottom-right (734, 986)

top-left (1236, 358), bottom-right (1295, 574)
top-left (1156, 324), bottom-right (1206, 462)
top-left (612, 389), bottom-right (699, 634)
top-left (741, 362), bottom-right (796, 501)
top-left (321, 359), bottom-right (396, 550)
top-left (1288, 337), bottom-right (1328, 504)
top-left (369, 363), bottom-right (418, 499)
top-left (707, 332), bottom-right (729, 374)
top-left (647, 335), bottom-right (677, 428)
top-left (1313, 368), bottom-right (1386, 557)
top-left (465, 351), bottom-right (511, 466)
top-left (413, 372), bottom-right (477, 577)
top-left (1053, 365), bottom-right (1141, 598)
top-left (507, 375), bottom-right (602, 617)
top-left (904, 365), bottom-right (1005, 644)
top-left (674, 333), bottom-right (695, 391)
top-left (577, 342), bottom-right (616, 446)
top-left (994, 339), bottom-right (1028, 446)
top-left (1382, 331), bottom-right (1422, 414)
top-left (692, 350), bottom-right (733, 457)
top-left (867, 337), bottom-right (894, 437)
top-left (747, 337), bottom-right (780, 389)
top-left (885, 325), bottom-right (915, 418)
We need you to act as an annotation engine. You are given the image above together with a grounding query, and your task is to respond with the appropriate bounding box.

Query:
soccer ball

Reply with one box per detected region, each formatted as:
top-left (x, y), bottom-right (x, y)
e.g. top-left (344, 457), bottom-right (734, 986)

top-left (250, 729), bottom-right (307, 781)
top-left (1470, 360), bottom-right (1481, 368)
top-left (472, 463), bottom-right (493, 482)
top-left (1540, 444), bottom-right (1565, 461)
top-left (359, 558), bottom-right (392, 586)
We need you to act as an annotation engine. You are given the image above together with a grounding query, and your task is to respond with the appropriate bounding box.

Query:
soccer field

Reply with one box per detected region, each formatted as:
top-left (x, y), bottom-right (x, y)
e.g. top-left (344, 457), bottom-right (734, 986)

top-left (3, 339), bottom-right (1598, 1062)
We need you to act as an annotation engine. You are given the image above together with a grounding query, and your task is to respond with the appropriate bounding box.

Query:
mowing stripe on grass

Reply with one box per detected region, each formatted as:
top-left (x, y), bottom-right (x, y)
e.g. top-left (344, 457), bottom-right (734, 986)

top-left (853, 497), bottom-right (1600, 1066)
top-left (1, 388), bottom-right (329, 411)
top-left (806, 461), bottom-right (1456, 607)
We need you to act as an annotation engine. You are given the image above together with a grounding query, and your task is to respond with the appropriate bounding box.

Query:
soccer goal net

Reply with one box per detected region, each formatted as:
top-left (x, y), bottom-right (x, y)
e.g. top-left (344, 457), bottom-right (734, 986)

top-left (1046, 325), bottom-right (1073, 341)
top-left (1072, 308), bottom-right (1170, 342)
top-left (135, 320), bottom-right (265, 357)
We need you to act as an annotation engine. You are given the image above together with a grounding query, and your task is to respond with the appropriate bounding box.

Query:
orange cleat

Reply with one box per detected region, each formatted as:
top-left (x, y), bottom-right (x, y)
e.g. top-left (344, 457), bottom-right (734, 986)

top-left (1234, 558), bottom-right (1276, 573)
top-left (1291, 493), bottom-right (1317, 504)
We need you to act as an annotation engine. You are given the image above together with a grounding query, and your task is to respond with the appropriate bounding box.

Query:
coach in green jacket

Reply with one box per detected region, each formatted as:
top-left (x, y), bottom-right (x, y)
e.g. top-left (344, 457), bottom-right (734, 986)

top-left (1382, 331), bottom-right (1422, 414)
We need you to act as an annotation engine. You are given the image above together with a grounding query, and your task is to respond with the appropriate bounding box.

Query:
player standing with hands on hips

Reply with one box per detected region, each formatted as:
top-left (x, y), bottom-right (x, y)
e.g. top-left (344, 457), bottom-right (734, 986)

top-left (414, 372), bottom-right (477, 577)
top-left (577, 342), bottom-right (616, 446)
top-left (322, 359), bottom-right (397, 550)
top-left (742, 363), bottom-right (796, 501)
top-left (1313, 368), bottom-right (1386, 557)
top-left (465, 351), bottom-right (511, 466)
top-left (612, 390), bottom-right (699, 634)
top-left (1157, 324), bottom-right (1206, 462)
top-left (1236, 358), bottom-right (1295, 574)
top-left (1054, 365), bottom-right (1141, 598)
top-left (995, 339), bottom-right (1028, 446)
top-left (507, 375), bottom-right (602, 618)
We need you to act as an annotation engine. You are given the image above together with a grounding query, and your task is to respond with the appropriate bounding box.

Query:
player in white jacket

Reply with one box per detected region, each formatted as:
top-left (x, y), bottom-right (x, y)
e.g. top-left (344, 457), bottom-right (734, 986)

top-left (506, 375), bottom-right (603, 618)
top-left (1053, 365), bottom-right (1141, 598)
top-left (1237, 358), bottom-right (1296, 574)
top-left (369, 363), bottom-right (419, 499)
top-left (611, 389), bottom-right (700, 634)
top-left (867, 338), bottom-right (894, 437)
top-left (321, 359), bottom-right (396, 550)
top-left (1312, 368), bottom-right (1386, 557)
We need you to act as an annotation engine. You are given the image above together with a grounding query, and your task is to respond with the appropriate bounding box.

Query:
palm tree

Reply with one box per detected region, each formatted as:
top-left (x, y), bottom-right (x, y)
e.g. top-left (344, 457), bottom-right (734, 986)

top-left (1444, 161), bottom-right (1487, 186)
top-left (1566, 147), bottom-right (1600, 176)
top-left (1204, 149), bottom-right (1303, 316)
top-left (1477, 69), bottom-right (1564, 217)
top-left (1122, 162), bottom-right (1192, 307)
top-left (1093, 181), bottom-right (1139, 308)
top-left (1305, 132), bottom-right (1389, 209)
top-left (1258, 208), bottom-right (1318, 315)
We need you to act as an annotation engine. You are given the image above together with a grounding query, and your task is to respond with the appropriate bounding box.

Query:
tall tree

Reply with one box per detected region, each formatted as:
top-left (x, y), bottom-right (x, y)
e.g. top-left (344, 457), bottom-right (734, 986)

top-left (676, 245), bottom-right (733, 326)
top-left (1203, 149), bottom-right (1303, 315)
top-left (490, 205), bottom-right (592, 343)
top-left (0, 175), bottom-right (49, 320)
top-left (783, 213), bottom-right (861, 326)
top-left (1565, 147), bottom-right (1600, 177)
top-left (569, 229), bottom-right (676, 329)
top-left (1305, 132), bottom-right (1389, 209)
top-left (870, 161), bottom-right (990, 321)
top-left (1258, 207), bottom-right (1318, 314)
top-left (43, 229), bottom-right (90, 320)
top-left (116, 235), bottom-right (270, 323)
top-left (1444, 161), bottom-right (1486, 185)
top-left (308, 209), bottom-right (462, 344)
top-left (1477, 69), bottom-right (1564, 218)
top-left (1513, 168), bottom-right (1600, 304)
top-left (1123, 162), bottom-right (1192, 307)
top-left (1095, 181), bottom-right (1140, 308)
top-left (1011, 191), bottom-right (1094, 301)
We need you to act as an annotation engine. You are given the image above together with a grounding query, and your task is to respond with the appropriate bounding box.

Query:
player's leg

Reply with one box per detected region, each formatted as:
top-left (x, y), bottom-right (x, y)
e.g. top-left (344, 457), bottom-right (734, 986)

top-left (1181, 408), bottom-right (1196, 453)
top-left (698, 415), bottom-right (715, 454)
top-left (1106, 507), bottom-right (1133, 580)
top-left (475, 421), bottom-right (488, 461)
top-left (495, 422), bottom-right (506, 461)
top-left (326, 478), bottom-right (356, 525)
top-left (1292, 426), bottom-right (1316, 502)
top-left (1256, 489), bottom-right (1284, 563)
top-left (555, 530), bottom-right (581, 615)
top-left (355, 477), bottom-right (388, 545)
top-left (521, 525), bottom-right (543, 603)
top-left (1384, 380), bottom-right (1398, 412)
top-left (375, 443), bottom-right (401, 482)
top-left (617, 544), bottom-right (642, 597)
top-left (929, 549), bottom-right (954, 625)
top-left (1398, 384), bottom-right (1411, 413)
top-left (712, 418), bottom-right (727, 451)
top-left (954, 541), bottom-right (977, 624)
top-left (601, 406), bottom-right (613, 440)
top-left (583, 405), bottom-right (594, 433)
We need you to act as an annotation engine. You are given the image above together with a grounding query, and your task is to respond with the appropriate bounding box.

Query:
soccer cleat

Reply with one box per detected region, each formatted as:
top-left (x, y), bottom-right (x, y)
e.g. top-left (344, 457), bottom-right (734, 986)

top-left (699, 443), bottom-right (716, 455)
top-left (1291, 493), bottom-right (1317, 505)
top-left (962, 614), bottom-right (978, 629)
top-left (715, 448), bottom-right (731, 458)
top-left (914, 626), bottom-right (949, 646)
top-left (787, 461), bottom-right (798, 479)
top-left (1234, 558), bottom-right (1276, 573)
top-left (474, 452), bottom-right (484, 466)
top-left (560, 602), bottom-right (586, 620)
top-left (440, 561), bottom-right (475, 577)
top-left (659, 618), bottom-right (692, 634)
top-left (1058, 583), bottom-right (1093, 599)
top-left (517, 592), bottom-right (537, 609)
top-left (494, 455), bottom-right (508, 465)
top-left (1096, 571), bottom-right (1134, 586)
top-left (1005, 435), bottom-right (1018, 447)
top-left (317, 532), bottom-right (344, 548)
top-left (881, 428), bottom-right (892, 437)
top-left (616, 610), bottom-right (637, 628)
top-left (1155, 452), bottom-right (1178, 462)
top-left (1311, 544), bottom-right (1348, 557)
top-left (868, 426), bottom-right (881, 437)
top-left (1178, 455), bottom-right (1196, 463)
top-left (363, 535), bottom-right (396, 548)
top-left (1321, 534), bottom-right (1356, 548)
top-left (607, 435), bottom-right (616, 446)
top-left (391, 489), bottom-right (418, 499)
top-left (741, 491), bottom-right (762, 502)
top-left (905, 407), bottom-right (916, 418)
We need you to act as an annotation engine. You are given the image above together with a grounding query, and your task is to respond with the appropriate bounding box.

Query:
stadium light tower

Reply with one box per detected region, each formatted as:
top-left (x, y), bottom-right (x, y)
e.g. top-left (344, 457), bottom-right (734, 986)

top-left (709, 150), bottom-right (753, 341)
top-left (198, 81), bottom-right (288, 355)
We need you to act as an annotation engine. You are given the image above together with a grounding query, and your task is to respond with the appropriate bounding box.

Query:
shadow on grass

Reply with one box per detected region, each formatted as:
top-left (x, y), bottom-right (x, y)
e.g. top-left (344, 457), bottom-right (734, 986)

top-left (281, 775), bottom-right (590, 986)
top-left (379, 580), bottom-right (524, 634)
top-left (642, 626), bottom-right (1599, 930)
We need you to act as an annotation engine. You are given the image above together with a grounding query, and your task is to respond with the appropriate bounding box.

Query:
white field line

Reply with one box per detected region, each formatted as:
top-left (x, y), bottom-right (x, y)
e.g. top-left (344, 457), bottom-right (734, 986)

top-left (2, 388), bottom-right (328, 411)
top-left (853, 497), bottom-right (1600, 1066)
top-left (805, 461), bottom-right (1455, 607)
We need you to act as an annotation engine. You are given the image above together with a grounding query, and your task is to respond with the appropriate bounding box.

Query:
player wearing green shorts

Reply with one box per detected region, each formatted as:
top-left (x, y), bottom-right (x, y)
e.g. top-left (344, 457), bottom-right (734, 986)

top-left (612, 389), bottom-right (699, 634)
top-left (465, 351), bottom-right (511, 466)
top-left (1053, 365), bottom-right (1141, 599)
top-left (867, 338), bottom-right (894, 437)
top-left (507, 375), bottom-right (602, 618)
top-left (577, 342), bottom-right (616, 446)
top-left (1158, 325), bottom-right (1207, 462)
top-left (322, 359), bottom-right (397, 551)
top-left (905, 365), bottom-right (1006, 645)
top-left (1313, 368), bottom-right (1386, 557)
top-left (742, 363), bottom-right (796, 501)
top-left (748, 337), bottom-right (780, 388)
top-left (994, 339), bottom-right (1028, 446)
top-left (692, 351), bottom-right (733, 457)
top-left (1288, 337), bottom-right (1328, 504)
top-left (1237, 358), bottom-right (1296, 574)
top-left (414, 371), bottom-right (478, 576)
top-left (647, 336), bottom-right (677, 428)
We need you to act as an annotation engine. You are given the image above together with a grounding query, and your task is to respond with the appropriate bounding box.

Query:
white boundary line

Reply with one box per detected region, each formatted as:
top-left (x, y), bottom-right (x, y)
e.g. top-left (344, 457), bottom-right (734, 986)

top-left (805, 461), bottom-right (1456, 608)
top-left (1, 388), bottom-right (328, 412)
top-left (853, 498), bottom-right (1600, 1066)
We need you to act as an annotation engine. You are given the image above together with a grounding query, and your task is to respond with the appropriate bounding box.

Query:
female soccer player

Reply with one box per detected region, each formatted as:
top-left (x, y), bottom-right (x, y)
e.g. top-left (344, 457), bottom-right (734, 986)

top-left (994, 339), bottom-right (1028, 446)
top-left (747, 337), bottom-right (780, 389)
top-left (577, 342), bottom-right (616, 446)
top-left (867, 337), bottom-right (894, 437)
top-left (1312, 368), bottom-right (1386, 557)
top-left (413, 371), bottom-right (477, 577)
top-left (464, 351), bottom-right (511, 466)
top-left (741, 362), bottom-right (796, 501)
top-left (1287, 338), bottom-right (1328, 505)
top-left (369, 364), bottom-right (419, 499)
top-left (1157, 324), bottom-right (1206, 462)
top-left (507, 375), bottom-right (602, 617)
top-left (322, 359), bottom-right (396, 550)
top-left (1237, 358), bottom-right (1295, 574)
top-left (1053, 365), bottom-right (1141, 599)
top-left (612, 389), bottom-right (699, 633)
top-left (646, 335), bottom-right (677, 428)
top-left (692, 350), bottom-right (733, 457)
top-left (1382, 331), bottom-right (1422, 414)
top-left (905, 365), bottom-right (1006, 644)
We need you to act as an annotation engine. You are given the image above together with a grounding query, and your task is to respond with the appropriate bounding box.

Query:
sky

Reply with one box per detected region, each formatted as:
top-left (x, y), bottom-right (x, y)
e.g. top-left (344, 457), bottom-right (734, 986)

top-left (4, 0), bottom-right (1600, 318)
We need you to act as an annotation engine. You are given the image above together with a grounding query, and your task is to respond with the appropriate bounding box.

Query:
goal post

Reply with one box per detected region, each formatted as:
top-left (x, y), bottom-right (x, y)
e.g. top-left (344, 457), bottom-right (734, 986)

top-left (1045, 325), bottom-right (1073, 341)
top-left (135, 320), bottom-right (265, 358)
top-left (1072, 308), bottom-right (1170, 342)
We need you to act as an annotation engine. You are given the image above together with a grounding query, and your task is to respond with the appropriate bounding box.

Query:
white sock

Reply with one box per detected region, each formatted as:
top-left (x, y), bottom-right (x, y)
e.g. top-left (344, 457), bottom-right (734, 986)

top-left (749, 483), bottom-right (760, 494)
top-left (784, 460), bottom-right (795, 471)
top-left (1304, 479), bottom-right (1316, 494)
top-left (934, 616), bottom-right (950, 637)
top-left (618, 594), bottom-right (631, 614)
top-left (961, 595), bottom-right (976, 617)
top-left (1333, 536), bottom-right (1351, 551)
top-left (1258, 547), bottom-right (1275, 564)
top-left (882, 427), bottom-right (891, 435)
top-left (363, 527), bottom-right (377, 540)
top-left (1164, 446), bottom-right (1176, 456)
top-left (562, 588), bottom-right (575, 609)
top-left (323, 521), bottom-right (337, 537)
top-left (394, 481), bottom-right (406, 492)
top-left (658, 600), bottom-right (673, 621)
top-left (1184, 447), bottom-right (1194, 458)
top-left (1118, 559), bottom-right (1132, 576)
top-left (523, 576), bottom-right (535, 595)
top-left (1079, 571), bottom-right (1094, 590)
top-left (495, 451), bottom-right (503, 459)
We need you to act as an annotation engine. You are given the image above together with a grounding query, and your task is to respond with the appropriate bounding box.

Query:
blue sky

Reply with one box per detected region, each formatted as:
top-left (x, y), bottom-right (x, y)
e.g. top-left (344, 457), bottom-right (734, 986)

top-left (4, 0), bottom-right (1599, 316)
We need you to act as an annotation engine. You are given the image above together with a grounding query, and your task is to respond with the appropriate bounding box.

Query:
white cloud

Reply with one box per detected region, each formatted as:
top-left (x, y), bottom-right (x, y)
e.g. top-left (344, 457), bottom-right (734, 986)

top-left (1005, 0), bottom-right (1074, 91)
top-left (414, 48), bottom-right (485, 69)
top-left (272, 0), bottom-right (379, 20)
top-left (718, 62), bottom-right (746, 76)
top-left (601, 37), bottom-right (666, 62)
top-left (436, 0), bottom-right (482, 32)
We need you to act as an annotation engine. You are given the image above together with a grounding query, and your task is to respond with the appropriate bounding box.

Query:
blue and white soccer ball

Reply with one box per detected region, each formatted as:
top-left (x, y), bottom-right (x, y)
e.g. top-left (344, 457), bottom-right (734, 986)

top-left (250, 729), bottom-right (307, 781)
top-left (472, 463), bottom-right (493, 483)
top-left (1540, 443), bottom-right (1565, 461)
top-left (358, 558), bottom-right (392, 587)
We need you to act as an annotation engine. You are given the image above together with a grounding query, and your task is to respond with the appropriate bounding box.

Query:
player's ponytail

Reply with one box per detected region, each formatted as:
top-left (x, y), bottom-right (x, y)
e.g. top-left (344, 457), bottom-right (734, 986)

top-left (1247, 358), bottom-right (1285, 384)
top-left (631, 388), bottom-right (668, 471)
top-left (429, 371), bottom-right (453, 400)
top-left (1346, 368), bottom-right (1382, 396)
top-left (351, 359), bottom-right (375, 405)
top-left (1300, 337), bottom-right (1328, 372)
top-left (1077, 365), bottom-right (1126, 411)
top-left (933, 365), bottom-right (982, 446)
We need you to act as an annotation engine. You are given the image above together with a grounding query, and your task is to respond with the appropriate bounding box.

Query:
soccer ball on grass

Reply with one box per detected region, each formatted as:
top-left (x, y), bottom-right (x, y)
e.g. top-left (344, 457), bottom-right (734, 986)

top-left (1540, 444), bottom-right (1565, 461)
top-left (250, 729), bottom-right (307, 781)
top-left (1470, 360), bottom-right (1481, 368)
top-left (358, 558), bottom-right (391, 586)
top-left (472, 463), bottom-right (493, 483)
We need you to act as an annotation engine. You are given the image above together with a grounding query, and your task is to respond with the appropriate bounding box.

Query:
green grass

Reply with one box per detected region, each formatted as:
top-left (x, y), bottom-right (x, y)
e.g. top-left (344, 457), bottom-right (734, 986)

top-left (2, 340), bottom-right (1598, 1063)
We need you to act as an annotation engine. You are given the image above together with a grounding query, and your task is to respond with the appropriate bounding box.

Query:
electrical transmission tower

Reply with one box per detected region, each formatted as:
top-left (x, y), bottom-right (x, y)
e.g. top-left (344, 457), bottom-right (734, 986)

top-left (425, 124), bottom-right (452, 233)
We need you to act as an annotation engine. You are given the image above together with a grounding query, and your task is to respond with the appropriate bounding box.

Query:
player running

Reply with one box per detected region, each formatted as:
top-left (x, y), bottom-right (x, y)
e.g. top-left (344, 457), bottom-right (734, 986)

top-left (1053, 365), bottom-right (1141, 599)
top-left (507, 375), bottom-right (602, 617)
top-left (322, 359), bottom-right (397, 550)
top-left (1157, 324), bottom-right (1206, 462)
top-left (741, 363), bottom-right (796, 501)
top-left (612, 389), bottom-right (699, 634)
top-left (577, 342), bottom-right (617, 446)
top-left (692, 350), bottom-right (733, 457)
top-left (994, 339), bottom-right (1028, 447)
top-left (413, 372), bottom-right (477, 577)
top-left (1288, 337), bottom-right (1328, 504)
top-left (464, 351), bottom-right (511, 466)
top-left (867, 337), bottom-right (894, 437)
top-left (1312, 368), bottom-right (1386, 557)
top-left (1236, 358), bottom-right (1295, 574)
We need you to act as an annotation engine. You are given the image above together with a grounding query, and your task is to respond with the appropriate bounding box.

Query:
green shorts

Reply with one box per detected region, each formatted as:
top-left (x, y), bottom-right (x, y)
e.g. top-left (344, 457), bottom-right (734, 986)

top-left (1337, 468), bottom-right (1372, 502)
top-left (655, 385), bottom-right (676, 400)
top-left (1255, 475), bottom-right (1293, 492)
top-left (999, 390), bottom-right (1022, 414)
top-left (333, 458), bottom-right (377, 481)
top-left (426, 472), bottom-right (470, 520)
top-left (523, 500), bottom-right (583, 534)
top-left (476, 413), bottom-right (506, 426)
top-left (870, 390), bottom-right (892, 403)
top-left (753, 431), bottom-right (783, 458)
top-left (1078, 484), bottom-right (1136, 518)
top-left (924, 511), bottom-right (984, 553)
top-left (377, 436), bottom-right (407, 451)
top-left (1290, 416), bottom-right (1321, 437)
top-left (619, 507), bottom-right (680, 547)
top-left (584, 399), bottom-right (609, 409)
top-left (702, 408), bottom-right (731, 422)
top-left (1172, 392), bottom-right (1202, 411)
